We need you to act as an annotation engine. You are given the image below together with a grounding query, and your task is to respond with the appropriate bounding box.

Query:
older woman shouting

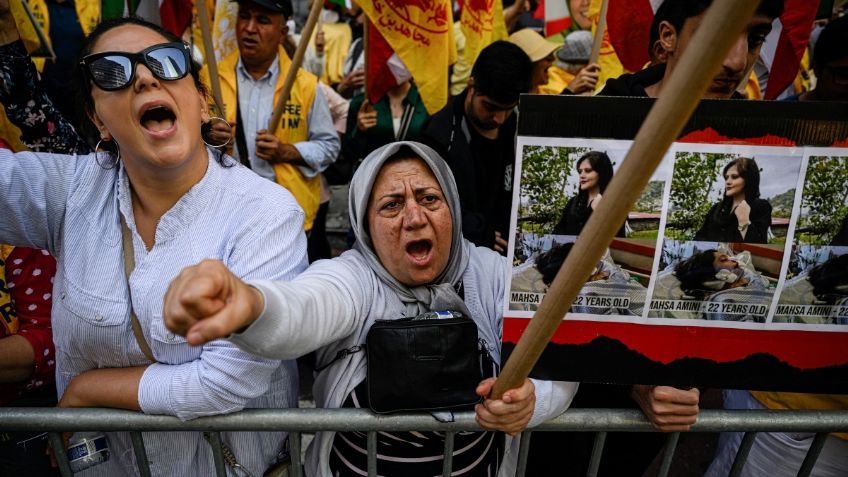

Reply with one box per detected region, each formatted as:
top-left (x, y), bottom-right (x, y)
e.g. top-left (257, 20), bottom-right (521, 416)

top-left (164, 141), bottom-right (578, 476)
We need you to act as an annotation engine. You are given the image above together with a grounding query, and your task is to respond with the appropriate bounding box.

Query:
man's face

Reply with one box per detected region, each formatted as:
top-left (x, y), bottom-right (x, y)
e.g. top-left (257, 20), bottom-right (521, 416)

top-left (464, 83), bottom-right (518, 133)
top-left (665, 11), bottom-right (773, 99)
top-left (236, 3), bottom-right (286, 68)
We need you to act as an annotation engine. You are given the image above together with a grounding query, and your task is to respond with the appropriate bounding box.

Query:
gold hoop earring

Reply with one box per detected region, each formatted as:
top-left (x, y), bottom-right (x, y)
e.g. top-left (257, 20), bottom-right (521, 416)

top-left (201, 117), bottom-right (232, 149)
top-left (94, 139), bottom-right (120, 169)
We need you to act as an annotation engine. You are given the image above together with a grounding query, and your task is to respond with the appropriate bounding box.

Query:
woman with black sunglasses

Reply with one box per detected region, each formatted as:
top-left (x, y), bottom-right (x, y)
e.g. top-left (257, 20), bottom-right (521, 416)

top-left (0, 12), bottom-right (306, 477)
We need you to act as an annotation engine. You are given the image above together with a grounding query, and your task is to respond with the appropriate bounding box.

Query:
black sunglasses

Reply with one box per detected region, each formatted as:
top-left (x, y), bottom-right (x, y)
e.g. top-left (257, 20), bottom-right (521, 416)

top-left (80, 42), bottom-right (191, 91)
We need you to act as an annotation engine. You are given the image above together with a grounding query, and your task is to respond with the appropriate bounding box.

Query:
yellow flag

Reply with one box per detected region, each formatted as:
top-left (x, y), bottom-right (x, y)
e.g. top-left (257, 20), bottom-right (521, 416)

top-left (358, 0), bottom-right (457, 115)
top-left (588, 0), bottom-right (624, 93)
top-left (10, 0), bottom-right (50, 56)
top-left (212, 0), bottom-right (239, 62)
top-left (460, 0), bottom-right (507, 71)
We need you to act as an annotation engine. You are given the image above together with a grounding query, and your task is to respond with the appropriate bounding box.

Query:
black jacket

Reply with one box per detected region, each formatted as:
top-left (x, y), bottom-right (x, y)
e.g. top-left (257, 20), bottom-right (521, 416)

top-left (598, 64), bottom-right (667, 97)
top-left (694, 198), bottom-right (772, 243)
top-left (421, 89), bottom-right (516, 251)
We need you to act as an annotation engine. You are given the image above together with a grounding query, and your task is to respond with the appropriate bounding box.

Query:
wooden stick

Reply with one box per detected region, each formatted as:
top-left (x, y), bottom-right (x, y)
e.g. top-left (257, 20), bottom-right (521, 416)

top-left (490, 0), bottom-right (761, 399)
top-left (196, 0), bottom-right (225, 116)
top-left (362, 15), bottom-right (369, 102)
top-left (589, 0), bottom-right (608, 65)
top-left (268, 0), bottom-right (323, 131)
top-left (18, 0), bottom-right (55, 60)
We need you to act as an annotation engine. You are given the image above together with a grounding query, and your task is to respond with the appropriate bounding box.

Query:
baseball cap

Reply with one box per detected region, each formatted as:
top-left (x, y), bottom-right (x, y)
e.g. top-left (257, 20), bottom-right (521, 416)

top-left (557, 30), bottom-right (592, 64)
top-left (508, 28), bottom-right (560, 62)
top-left (233, 0), bottom-right (293, 17)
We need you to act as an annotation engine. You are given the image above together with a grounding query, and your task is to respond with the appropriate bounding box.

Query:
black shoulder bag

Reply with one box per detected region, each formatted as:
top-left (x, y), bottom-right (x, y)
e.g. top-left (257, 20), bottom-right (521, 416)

top-left (365, 310), bottom-right (485, 414)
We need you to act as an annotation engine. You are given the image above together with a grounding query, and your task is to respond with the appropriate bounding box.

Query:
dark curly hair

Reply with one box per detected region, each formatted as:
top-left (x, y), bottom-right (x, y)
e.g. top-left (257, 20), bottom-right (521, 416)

top-left (675, 249), bottom-right (719, 299)
top-left (808, 254), bottom-right (848, 305)
top-left (536, 242), bottom-right (574, 287)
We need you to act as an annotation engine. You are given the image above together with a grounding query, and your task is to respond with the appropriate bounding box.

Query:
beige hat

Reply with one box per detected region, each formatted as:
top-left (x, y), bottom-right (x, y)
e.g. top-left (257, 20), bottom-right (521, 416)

top-left (508, 28), bottom-right (560, 62)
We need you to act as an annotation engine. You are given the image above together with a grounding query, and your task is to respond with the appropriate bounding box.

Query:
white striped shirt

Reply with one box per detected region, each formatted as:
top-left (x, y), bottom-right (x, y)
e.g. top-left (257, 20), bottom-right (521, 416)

top-left (0, 148), bottom-right (309, 476)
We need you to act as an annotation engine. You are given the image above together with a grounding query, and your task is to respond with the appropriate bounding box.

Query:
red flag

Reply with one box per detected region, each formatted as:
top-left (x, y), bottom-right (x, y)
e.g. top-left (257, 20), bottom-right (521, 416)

top-left (160, 0), bottom-right (194, 37)
top-left (603, 0), bottom-right (817, 98)
top-left (606, 0), bottom-right (656, 72)
top-left (762, 0), bottom-right (817, 99)
top-left (366, 23), bottom-right (398, 106)
top-left (533, 0), bottom-right (572, 37)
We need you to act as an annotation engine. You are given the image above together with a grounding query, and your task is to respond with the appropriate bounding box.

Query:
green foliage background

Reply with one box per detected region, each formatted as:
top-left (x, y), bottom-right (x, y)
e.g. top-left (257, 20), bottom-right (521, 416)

top-left (666, 152), bottom-right (734, 240)
top-left (518, 145), bottom-right (588, 234)
top-left (798, 156), bottom-right (848, 245)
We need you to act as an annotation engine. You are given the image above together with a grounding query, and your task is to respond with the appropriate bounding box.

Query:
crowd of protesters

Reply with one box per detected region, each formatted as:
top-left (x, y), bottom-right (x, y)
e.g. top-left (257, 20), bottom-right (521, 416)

top-left (0, 0), bottom-right (847, 475)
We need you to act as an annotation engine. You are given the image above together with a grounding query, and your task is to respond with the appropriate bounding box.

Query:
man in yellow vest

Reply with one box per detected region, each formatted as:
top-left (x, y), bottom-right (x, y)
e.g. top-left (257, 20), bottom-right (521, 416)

top-left (203, 0), bottom-right (339, 233)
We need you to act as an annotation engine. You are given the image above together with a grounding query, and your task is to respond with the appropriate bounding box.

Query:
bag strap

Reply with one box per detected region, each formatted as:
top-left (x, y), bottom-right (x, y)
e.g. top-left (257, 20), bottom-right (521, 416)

top-left (120, 215), bottom-right (156, 363)
top-left (235, 95), bottom-right (251, 168)
top-left (395, 102), bottom-right (415, 141)
top-left (314, 345), bottom-right (364, 373)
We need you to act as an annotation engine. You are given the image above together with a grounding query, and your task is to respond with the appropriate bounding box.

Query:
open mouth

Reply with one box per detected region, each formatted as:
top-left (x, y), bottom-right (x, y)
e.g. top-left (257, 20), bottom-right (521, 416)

top-left (406, 240), bottom-right (432, 262)
top-left (140, 105), bottom-right (176, 133)
top-left (241, 36), bottom-right (259, 48)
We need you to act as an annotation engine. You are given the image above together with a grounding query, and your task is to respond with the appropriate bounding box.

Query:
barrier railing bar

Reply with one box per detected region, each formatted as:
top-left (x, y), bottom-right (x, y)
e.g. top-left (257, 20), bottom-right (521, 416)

top-left (207, 431), bottom-right (228, 477)
top-left (515, 431), bottom-right (532, 477)
top-left (48, 431), bottom-right (72, 477)
top-left (130, 431), bottom-right (152, 477)
top-left (586, 431), bottom-right (607, 477)
top-left (367, 430), bottom-right (377, 477)
top-left (656, 432), bottom-right (680, 477)
top-left (290, 431), bottom-right (303, 477)
top-left (729, 431), bottom-right (757, 477)
top-left (442, 431), bottom-right (455, 476)
top-left (797, 432), bottom-right (828, 477)
top-left (4, 409), bottom-right (846, 433)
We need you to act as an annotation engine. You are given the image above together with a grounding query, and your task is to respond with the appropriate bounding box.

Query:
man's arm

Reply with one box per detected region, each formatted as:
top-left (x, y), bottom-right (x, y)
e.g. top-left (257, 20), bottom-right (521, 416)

top-left (292, 89), bottom-right (341, 178)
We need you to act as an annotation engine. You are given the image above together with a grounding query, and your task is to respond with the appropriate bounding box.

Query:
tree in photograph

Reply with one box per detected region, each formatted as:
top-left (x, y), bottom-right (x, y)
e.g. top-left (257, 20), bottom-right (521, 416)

top-left (518, 145), bottom-right (586, 234)
top-left (634, 180), bottom-right (665, 213)
top-left (666, 152), bottom-right (727, 240)
top-left (799, 156), bottom-right (848, 245)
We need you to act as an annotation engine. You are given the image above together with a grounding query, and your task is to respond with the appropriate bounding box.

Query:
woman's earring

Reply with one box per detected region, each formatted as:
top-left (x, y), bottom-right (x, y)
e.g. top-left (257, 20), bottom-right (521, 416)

top-left (94, 139), bottom-right (120, 169)
top-left (201, 117), bottom-right (232, 149)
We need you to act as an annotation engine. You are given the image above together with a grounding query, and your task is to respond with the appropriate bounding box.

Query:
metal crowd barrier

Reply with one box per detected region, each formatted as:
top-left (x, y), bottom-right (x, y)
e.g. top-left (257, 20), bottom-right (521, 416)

top-left (2, 407), bottom-right (847, 477)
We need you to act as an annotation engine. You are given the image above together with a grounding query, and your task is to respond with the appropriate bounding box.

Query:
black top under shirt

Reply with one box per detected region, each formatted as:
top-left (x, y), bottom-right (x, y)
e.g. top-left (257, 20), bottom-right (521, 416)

top-left (467, 126), bottom-right (514, 246)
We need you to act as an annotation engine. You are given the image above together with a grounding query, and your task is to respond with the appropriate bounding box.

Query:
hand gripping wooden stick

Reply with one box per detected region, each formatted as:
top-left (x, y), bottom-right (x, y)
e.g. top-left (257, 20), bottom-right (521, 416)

top-left (490, 0), bottom-right (761, 400)
top-left (268, 0), bottom-right (323, 131)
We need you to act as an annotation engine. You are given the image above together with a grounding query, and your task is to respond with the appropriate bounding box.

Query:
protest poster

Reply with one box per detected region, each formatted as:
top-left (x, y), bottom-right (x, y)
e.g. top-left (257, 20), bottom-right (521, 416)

top-left (503, 95), bottom-right (848, 392)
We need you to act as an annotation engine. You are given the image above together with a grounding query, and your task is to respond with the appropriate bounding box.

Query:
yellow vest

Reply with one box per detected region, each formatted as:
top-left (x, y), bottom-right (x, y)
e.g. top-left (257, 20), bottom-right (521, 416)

top-left (205, 48), bottom-right (320, 231)
top-left (751, 391), bottom-right (848, 440)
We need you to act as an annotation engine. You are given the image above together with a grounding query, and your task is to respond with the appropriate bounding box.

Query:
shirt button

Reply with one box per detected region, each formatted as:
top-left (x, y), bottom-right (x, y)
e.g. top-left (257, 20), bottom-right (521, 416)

top-left (167, 333), bottom-right (175, 341)
top-left (94, 314), bottom-right (103, 322)
top-left (61, 292), bottom-right (67, 300)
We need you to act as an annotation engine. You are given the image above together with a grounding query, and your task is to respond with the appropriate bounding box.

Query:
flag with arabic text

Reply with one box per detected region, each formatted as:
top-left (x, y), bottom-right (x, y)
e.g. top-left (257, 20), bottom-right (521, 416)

top-left (358, 0), bottom-right (457, 114)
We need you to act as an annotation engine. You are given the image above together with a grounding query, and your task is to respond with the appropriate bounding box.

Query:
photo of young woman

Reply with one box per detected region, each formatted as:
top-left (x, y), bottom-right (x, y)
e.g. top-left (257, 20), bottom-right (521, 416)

top-left (552, 151), bottom-right (625, 237)
top-left (694, 157), bottom-right (772, 244)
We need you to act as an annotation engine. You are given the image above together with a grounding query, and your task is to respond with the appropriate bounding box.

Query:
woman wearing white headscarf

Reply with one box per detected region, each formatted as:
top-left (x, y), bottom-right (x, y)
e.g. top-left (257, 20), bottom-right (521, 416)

top-left (163, 141), bottom-right (578, 476)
